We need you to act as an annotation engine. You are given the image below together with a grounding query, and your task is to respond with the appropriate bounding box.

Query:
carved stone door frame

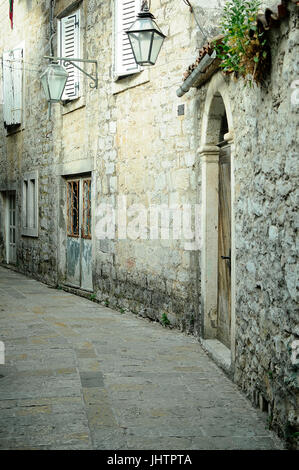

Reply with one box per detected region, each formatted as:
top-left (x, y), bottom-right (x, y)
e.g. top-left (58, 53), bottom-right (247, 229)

top-left (198, 72), bottom-right (236, 363)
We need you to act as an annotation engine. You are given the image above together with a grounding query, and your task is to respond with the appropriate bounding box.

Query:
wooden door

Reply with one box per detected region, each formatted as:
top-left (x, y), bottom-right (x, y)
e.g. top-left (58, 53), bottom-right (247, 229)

top-left (81, 178), bottom-right (92, 290)
top-left (217, 144), bottom-right (231, 348)
top-left (66, 177), bottom-right (92, 291)
top-left (66, 179), bottom-right (81, 287)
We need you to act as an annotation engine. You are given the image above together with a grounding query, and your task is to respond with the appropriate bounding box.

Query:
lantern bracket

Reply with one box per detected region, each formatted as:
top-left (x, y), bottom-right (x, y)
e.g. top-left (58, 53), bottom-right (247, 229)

top-left (44, 56), bottom-right (98, 89)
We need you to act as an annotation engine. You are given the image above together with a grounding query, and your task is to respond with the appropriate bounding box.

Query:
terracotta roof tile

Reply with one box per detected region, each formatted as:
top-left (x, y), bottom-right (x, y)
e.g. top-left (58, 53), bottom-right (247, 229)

top-left (182, 35), bottom-right (223, 80)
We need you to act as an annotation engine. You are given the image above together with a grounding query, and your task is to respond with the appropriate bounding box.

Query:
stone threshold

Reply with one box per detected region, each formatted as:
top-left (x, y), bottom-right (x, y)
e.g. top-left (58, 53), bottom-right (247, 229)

top-left (199, 338), bottom-right (232, 378)
top-left (0, 262), bottom-right (19, 273)
top-left (60, 283), bottom-right (94, 299)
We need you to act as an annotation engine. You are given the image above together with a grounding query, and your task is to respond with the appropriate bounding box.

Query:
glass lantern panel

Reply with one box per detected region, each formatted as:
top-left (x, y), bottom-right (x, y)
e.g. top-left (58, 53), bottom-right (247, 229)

top-left (48, 76), bottom-right (65, 101)
top-left (40, 73), bottom-right (50, 101)
top-left (130, 18), bottom-right (154, 31)
top-left (150, 32), bottom-right (165, 64)
top-left (40, 64), bottom-right (68, 102)
top-left (140, 31), bottom-right (153, 63)
top-left (129, 31), bottom-right (153, 64)
top-left (128, 32), bottom-right (142, 63)
top-left (48, 68), bottom-right (68, 102)
top-left (130, 17), bottom-right (163, 33)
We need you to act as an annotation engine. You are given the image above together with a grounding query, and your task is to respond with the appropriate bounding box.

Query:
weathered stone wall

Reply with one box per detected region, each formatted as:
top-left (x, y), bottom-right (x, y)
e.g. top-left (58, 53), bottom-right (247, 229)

top-left (0, 0), bottom-right (58, 284)
top-left (228, 4), bottom-right (298, 443)
top-left (89, 0), bottom-right (235, 333)
top-left (193, 1), bottom-right (298, 444)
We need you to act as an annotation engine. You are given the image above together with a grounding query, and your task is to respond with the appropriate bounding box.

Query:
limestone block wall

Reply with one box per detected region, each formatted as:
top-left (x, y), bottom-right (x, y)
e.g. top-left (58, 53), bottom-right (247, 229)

top-left (197, 3), bottom-right (298, 442)
top-left (0, 0), bottom-right (58, 284)
top-left (89, 0), bottom-right (230, 333)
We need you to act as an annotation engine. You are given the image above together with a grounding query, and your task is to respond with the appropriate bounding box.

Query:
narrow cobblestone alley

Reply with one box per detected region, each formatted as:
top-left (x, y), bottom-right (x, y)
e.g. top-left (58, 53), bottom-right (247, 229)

top-left (0, 267), bottom-right (285, 450)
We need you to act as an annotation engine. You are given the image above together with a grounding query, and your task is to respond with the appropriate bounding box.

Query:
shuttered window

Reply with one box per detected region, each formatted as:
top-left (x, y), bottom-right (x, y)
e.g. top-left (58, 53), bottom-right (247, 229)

top-left (114, 0), bottom-right (141, 77)
top-left (2, 48), bottom-right (23, 127)
top-left (58, 10), bottom-right (80, 100)
top-left (22, 171), bottom-right (39, 237)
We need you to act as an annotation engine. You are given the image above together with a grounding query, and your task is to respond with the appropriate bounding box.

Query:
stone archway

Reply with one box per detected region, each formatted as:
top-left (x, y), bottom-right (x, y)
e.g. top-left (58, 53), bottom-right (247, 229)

top-left (198, 72), bottom-right (236, 363)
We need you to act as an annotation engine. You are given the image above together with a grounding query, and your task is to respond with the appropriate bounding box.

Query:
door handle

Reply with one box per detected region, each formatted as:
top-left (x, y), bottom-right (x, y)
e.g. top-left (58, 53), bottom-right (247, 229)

top-left (221, 251), bottom-right (231, 271)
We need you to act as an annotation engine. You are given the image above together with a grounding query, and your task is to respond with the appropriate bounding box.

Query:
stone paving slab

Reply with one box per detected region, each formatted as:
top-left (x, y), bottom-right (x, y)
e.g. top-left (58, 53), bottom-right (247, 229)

top-left (0, 266), bottom-right (285, 450)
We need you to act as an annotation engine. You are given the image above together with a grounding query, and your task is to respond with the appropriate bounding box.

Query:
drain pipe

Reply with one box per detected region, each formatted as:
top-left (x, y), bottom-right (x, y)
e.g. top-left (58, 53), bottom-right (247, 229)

top-left (47, 0), bottom-right (56, 119)
top-left (176, 50), bottom-right (217, 97)
top-left (50, 0), bottom-right (56, 57)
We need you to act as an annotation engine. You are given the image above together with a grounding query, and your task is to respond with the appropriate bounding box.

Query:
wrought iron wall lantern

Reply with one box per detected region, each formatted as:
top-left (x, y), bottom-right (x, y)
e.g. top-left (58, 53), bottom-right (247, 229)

top-left (40, 62), bottom-right (68, 104)
top-left (44, 56), bottom-right (98, 90)
top-left (126, 0), bottom-right (166, 66)
top-left (126, 0), bottom-right (206, 67)
top-left (41, 56), bottom-right (98, 116)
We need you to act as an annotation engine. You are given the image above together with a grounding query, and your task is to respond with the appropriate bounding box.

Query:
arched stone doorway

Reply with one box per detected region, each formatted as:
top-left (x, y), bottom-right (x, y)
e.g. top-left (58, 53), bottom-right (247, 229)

top-left (198, 72), bottom-right (236, 364)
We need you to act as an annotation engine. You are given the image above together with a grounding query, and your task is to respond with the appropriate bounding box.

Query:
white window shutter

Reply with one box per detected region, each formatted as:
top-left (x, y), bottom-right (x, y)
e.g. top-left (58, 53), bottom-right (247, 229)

top-left (59, 10), bottom-right (80, 100)
top-left (115, 0), bottom-right (141, 77)
top-left (22, 170), bottom-right (39, 237)
top-left (3, 48), bottom-right (23, 126)
top-left (2, 51), bottom-right (13, 125)
top-left (12, 49), bottom-right (23, 124)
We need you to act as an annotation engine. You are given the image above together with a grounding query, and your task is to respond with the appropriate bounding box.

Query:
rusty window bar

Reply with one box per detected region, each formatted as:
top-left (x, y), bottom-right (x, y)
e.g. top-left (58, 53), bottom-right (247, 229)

top-left (67, 179), bottom-right (80, 237)
top-left (82, 179), bottom-right (91, 239)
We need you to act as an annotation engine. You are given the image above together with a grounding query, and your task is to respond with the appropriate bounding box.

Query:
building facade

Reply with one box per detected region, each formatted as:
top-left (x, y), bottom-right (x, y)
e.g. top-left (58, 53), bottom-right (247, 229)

top-left (0, 0), bottom-right (298, 446)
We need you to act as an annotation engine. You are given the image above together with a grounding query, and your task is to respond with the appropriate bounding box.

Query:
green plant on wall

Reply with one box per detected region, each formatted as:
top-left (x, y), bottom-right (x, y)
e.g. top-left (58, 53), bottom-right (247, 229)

top-left (214, 0), bottom-right (269, 85)
top-left (161, 313), bottom-right (170, 327)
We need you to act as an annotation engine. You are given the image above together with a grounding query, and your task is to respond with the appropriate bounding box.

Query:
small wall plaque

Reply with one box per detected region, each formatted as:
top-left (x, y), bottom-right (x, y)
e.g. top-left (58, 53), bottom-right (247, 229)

top-left (177, 104), bottom-right (185, 116)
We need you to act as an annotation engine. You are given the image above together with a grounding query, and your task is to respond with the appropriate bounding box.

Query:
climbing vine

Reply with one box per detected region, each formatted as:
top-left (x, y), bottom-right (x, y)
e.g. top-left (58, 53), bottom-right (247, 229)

top-left (214, 0), bottom-right (270, 85)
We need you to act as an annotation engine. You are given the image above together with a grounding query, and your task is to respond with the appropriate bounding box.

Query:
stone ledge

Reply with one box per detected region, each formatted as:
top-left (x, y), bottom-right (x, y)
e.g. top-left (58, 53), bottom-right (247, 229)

top-left (61, 96), bottom-right (86, 115)
top-left (112, 69), bottom-right (150, 95)
top-left (57, 158), bottom-right (94, 176)
top-left (199, 338), bottom-right (232, 377)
